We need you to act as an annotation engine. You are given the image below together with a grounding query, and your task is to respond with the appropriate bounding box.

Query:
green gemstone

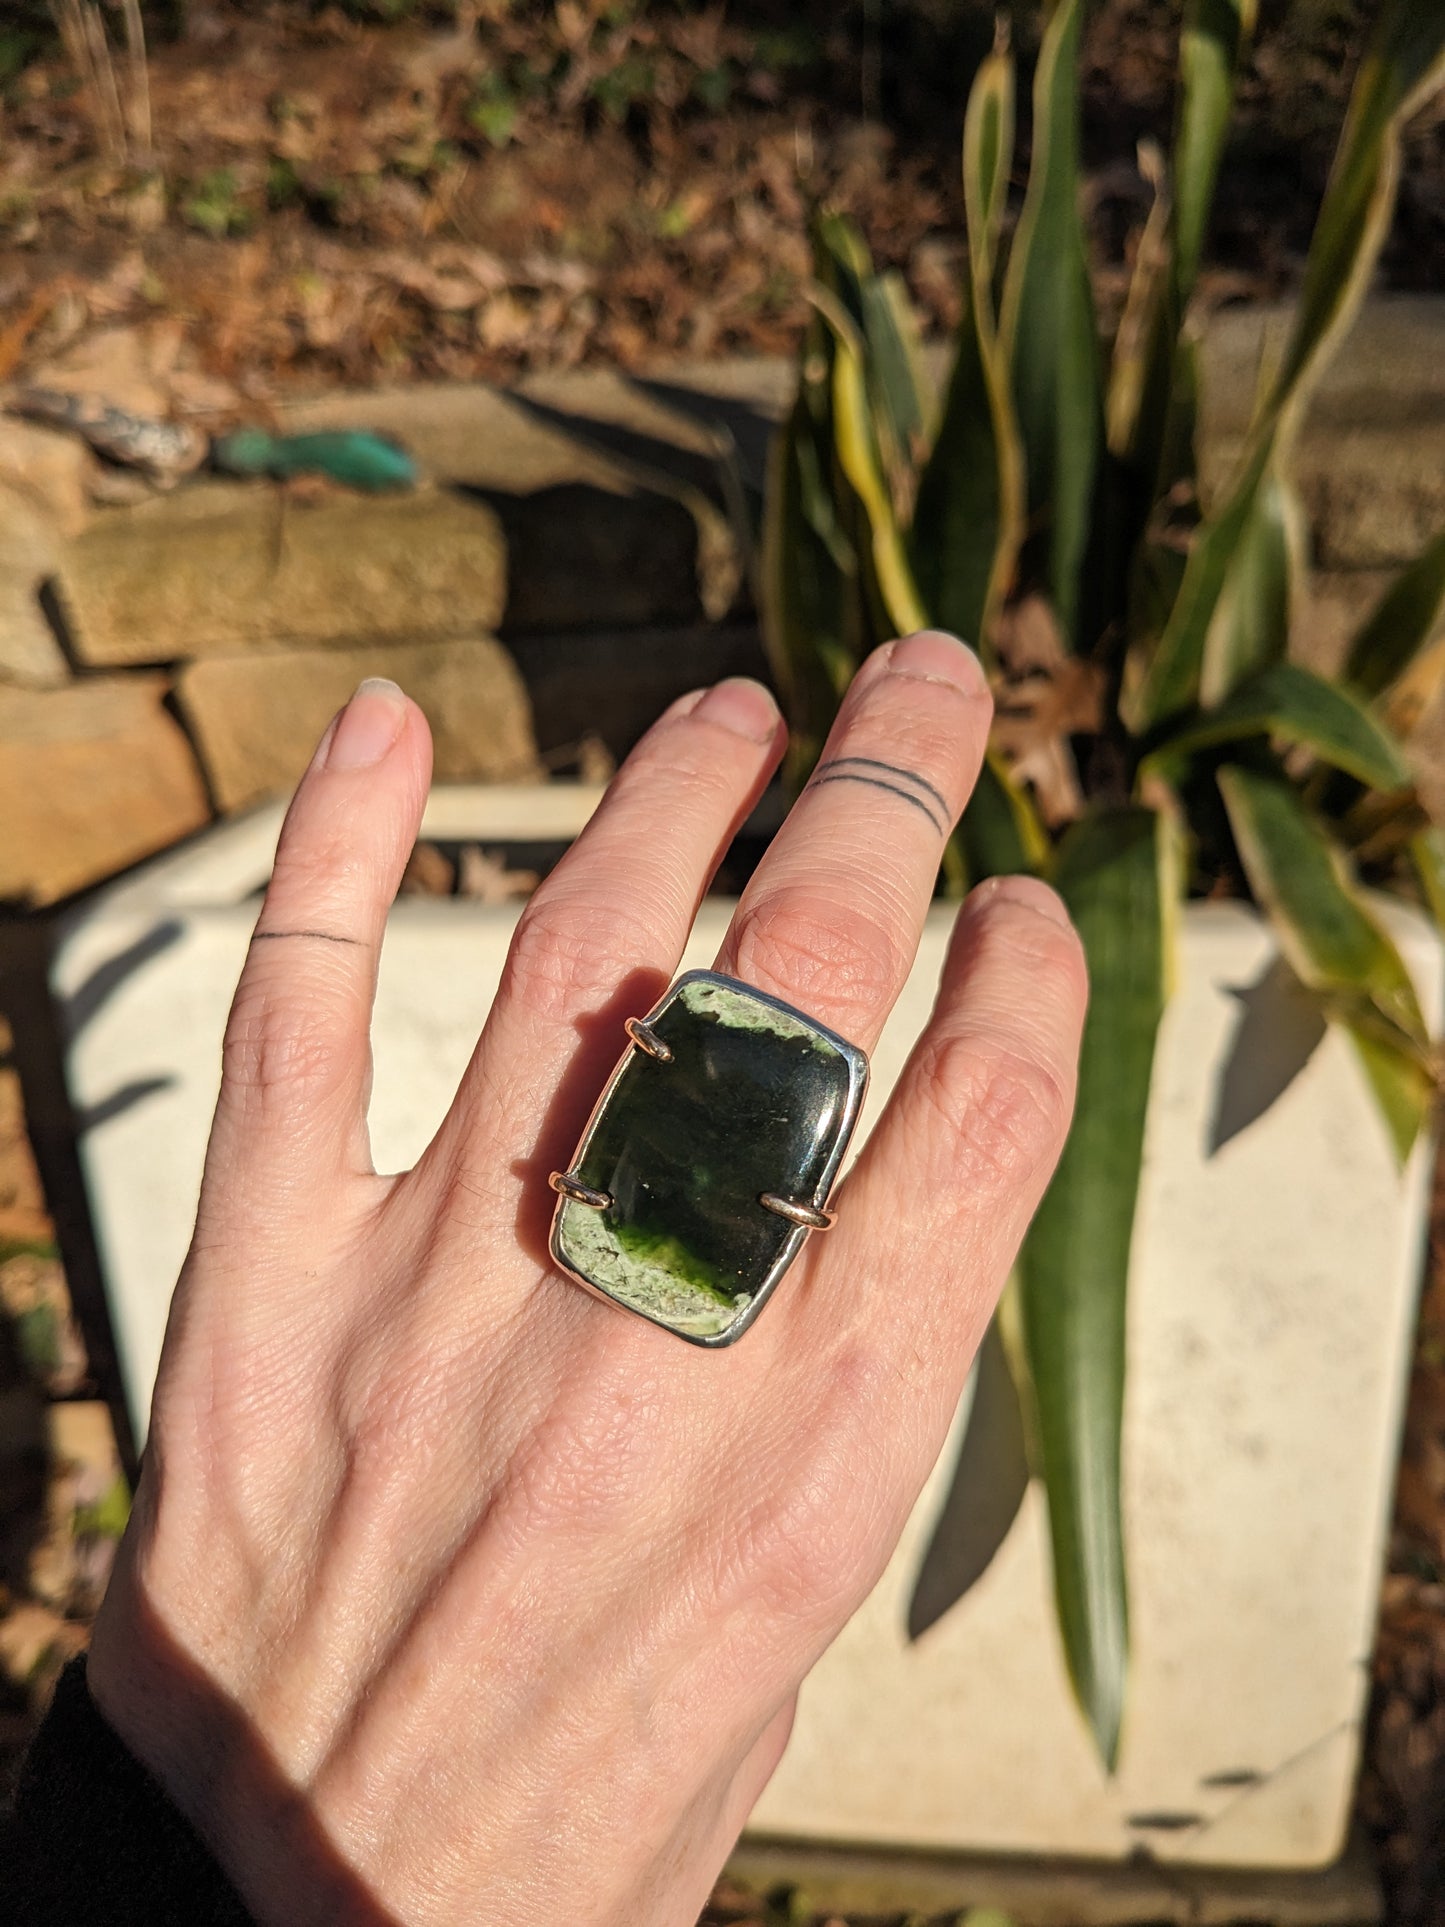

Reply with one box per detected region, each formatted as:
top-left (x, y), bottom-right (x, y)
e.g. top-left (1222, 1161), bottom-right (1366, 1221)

top-left (553, 972), bottom-right (867, 1344)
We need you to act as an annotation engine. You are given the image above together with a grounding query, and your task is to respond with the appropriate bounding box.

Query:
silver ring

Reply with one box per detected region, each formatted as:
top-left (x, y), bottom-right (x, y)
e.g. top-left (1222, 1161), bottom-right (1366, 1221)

top-left (548, 970), bottom-right (868, 1348)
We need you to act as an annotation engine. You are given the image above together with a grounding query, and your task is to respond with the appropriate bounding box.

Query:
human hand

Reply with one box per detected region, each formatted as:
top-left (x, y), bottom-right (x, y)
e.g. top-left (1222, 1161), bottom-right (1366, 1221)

top-left (88, 634), bottom-right (1087, 1925)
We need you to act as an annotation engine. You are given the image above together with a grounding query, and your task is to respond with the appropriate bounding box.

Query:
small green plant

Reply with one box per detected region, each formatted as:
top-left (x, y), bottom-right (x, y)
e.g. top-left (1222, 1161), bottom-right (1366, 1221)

top-left (180, 165), bottom-right (250, 237)
top-left (763, 0), bottom-right (1445, 1769)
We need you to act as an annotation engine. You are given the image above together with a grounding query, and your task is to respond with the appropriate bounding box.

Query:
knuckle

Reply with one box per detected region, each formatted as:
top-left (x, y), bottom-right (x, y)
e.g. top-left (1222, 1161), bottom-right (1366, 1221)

top-left (730, 891), bottom-right (906, 1024)
top-left (502, 890), bottom-right (654, 1022)
top-left (221, 980), bottom-right (341, 1111)
top-left (980, 897), bottom-right (1089, 996)
top-left (920, 1032), bottom-right (1074, 1196)
top-left (714, 1353), bottom-right (890, 1624)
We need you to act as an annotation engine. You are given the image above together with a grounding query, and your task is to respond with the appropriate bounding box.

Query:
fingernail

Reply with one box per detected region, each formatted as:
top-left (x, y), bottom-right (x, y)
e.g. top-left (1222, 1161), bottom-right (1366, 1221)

top-left (692, 677), bottom-right (780, 743)
top-left (888, 629), bottom-right (987, 693)
top-left (325, 678), bottom-right (407, 771)
top-left (979, 873), bottom-right (1073, 928)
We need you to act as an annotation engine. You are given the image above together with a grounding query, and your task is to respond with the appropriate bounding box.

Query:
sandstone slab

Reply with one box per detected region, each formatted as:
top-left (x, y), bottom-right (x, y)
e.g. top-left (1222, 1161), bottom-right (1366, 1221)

top-left (59, 483), bottom-right (508, 666)
top-left (0, 486), bottom-right (71, 688)
top-left (177, 636), bottom-right (541, 812)
top-left (0, 419), bottom-right (94, 540)
top-left (0, 676), bottom-right (209, 905)
top-left (283, 379), bottom-right (715, 630)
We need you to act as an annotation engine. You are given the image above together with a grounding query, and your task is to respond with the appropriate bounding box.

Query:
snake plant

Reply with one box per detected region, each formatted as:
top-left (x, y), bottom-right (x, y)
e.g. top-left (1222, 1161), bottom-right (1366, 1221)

top-left (761, 0), bottom-right (1445, 1769)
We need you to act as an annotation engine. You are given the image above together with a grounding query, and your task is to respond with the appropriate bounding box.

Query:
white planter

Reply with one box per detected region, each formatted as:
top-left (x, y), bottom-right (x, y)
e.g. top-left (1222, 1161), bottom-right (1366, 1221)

top-left (51, 785), bottom-right (1441, 1872)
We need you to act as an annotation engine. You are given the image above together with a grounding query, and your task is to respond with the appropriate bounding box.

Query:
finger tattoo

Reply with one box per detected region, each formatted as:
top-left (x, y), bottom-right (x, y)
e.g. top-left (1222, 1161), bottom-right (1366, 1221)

top-left (807, 757), bottom-right (950, 833)
top-left (250, 929), bottom-right (367, 947)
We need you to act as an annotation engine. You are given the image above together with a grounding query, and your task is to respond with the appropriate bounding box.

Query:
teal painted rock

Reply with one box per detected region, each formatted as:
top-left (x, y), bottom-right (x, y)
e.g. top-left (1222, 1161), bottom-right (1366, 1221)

top-left (552, 972), bottom-right (868, 1345)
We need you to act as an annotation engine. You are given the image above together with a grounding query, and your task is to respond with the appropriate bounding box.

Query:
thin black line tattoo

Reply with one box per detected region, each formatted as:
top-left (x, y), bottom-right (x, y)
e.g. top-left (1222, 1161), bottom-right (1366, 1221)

top-left (807, 771), bottom-right (947, 832)
top-left (251, 929), bottom-right (365, 947)
top-left (818, 755), bottom-right (951, 816)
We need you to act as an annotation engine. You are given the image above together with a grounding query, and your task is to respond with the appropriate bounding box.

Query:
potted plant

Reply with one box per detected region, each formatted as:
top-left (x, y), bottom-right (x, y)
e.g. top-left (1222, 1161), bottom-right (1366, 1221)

top-left (752, 0), bottom-right (1445, 1817)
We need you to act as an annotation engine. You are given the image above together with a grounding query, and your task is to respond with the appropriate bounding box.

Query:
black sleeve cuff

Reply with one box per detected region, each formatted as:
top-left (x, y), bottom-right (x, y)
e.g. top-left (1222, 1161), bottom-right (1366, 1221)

top-left (2, 1654), bottom-right (253, 1925)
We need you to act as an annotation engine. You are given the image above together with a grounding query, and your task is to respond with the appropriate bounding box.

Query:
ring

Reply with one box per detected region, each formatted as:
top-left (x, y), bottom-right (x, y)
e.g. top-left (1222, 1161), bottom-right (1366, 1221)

top-left (549, 970), bottom-right (869, 1346)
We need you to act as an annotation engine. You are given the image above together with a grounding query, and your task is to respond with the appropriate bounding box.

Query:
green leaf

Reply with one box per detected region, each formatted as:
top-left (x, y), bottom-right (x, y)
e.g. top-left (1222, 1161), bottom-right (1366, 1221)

top-left (761, 360), bottom-right (855, 784)
top-left (811, 287), bottom-right (930, 640)
top-left (1147, 661), bottom-right (1412, 792)
top-left (1264, 10), bottom-right (1445, 424)
top-left (999, 0), bottom-right (1102, 649)
top-left (1173, 0), bottom-right (1258, 303)
top-left (1218, 761), bottom-right (1432, 1158)
top-left (1019, 806), bottom-right (1174, 1769)
top-left (1343, 527), bottom-right (1445, 701)
top-left (1129, 0), bottom-right (1445, 732)
top-left (861, 271), bottom-right (928, 474)
top-left (1128, 433), bottom-right (1272, 728)
top-left (1112, 0), bottom-right (1255, 534)
top-left (813, 214), bottom-right (927, 524)
top-left (1105, 140), bottom-right (1173, 468)
top-left (1198, 464), bottom-right (1303, 701)
top-left (958, 752), bottom-right (1050, 884)
top-left (1411, 825), bottom-right (1445, 929)
top-left (912, 39), bottom-right (1022, 656)
top-left (1350, 1025), bottom-right (1434, 1167)
top-left (909, 314), bottom-right (1002, 653)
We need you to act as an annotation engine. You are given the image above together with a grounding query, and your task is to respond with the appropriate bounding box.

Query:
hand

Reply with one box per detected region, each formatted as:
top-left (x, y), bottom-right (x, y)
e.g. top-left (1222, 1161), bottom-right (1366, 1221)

top-left (88, 635), bottom-right (1087, 1926)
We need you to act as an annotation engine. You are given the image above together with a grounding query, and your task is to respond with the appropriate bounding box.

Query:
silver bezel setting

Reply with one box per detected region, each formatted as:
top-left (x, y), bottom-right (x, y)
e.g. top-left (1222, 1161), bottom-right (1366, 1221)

top-left (549, 968), bottom-right (870, 1348)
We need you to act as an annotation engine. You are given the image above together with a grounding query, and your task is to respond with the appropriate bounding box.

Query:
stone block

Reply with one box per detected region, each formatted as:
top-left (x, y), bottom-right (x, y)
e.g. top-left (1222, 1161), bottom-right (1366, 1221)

top-left (58, 483), bottom-right (508, 666)
top-left (177, 635), bottom-right (542, 812)
top-left (0, 676), bottom-right (209, 905)
top-left (0, 487), bottom-right (71, 689)
top-left (0, 418), bottom-right (94, 540)
top-left (1199, 298), bottom-right (1445, 570)
top-left (281, 378), bottom-right (722, 629)
top-left (1291, 569), bottom-right (1395, 677)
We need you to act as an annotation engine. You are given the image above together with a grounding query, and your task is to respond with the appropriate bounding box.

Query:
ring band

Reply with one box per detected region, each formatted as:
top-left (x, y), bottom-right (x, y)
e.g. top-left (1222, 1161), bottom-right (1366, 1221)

top-left (549, 969), bottom-right (869, 1346)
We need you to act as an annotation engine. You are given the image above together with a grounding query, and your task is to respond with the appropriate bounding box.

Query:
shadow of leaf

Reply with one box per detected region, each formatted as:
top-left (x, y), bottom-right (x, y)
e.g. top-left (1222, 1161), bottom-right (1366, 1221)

top-left (1209, 955), bottom-right (1327, 1156)
top-left (907, 1317), bottom-right (1030, 1642)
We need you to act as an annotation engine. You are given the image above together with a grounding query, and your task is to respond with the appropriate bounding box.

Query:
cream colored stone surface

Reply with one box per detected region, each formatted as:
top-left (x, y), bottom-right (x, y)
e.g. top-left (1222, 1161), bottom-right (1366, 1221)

top-left (0, 675), bottom-right (209, 904)
top-left (59, 482), bottom-right (507, 665)
top-left (177, 635), bottom-right (541, 811)
top-left (51, 788), bottom-right (1442, 1869)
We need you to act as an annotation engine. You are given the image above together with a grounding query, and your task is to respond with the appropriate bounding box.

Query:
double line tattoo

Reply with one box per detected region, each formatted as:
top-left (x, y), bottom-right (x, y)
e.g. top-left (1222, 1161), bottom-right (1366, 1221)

top-left (806, 755), bottom-right (951, 834)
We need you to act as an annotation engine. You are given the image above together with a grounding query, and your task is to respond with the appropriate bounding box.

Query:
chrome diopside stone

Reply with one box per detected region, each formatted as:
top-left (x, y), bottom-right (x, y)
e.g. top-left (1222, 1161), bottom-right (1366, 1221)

top-left (549, 970), bottom-right (869, 1345)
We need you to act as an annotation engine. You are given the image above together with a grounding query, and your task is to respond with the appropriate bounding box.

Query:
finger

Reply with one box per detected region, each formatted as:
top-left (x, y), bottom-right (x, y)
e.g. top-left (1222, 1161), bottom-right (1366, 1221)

top-left (713, 631), bottom-right (992, 1050)
top-left (427, 678), bottom-right (784, 1176)
top-left (203, 678), bottom-right (432, 1213)
top-left (808, 874), bottom-right (1087, 1406)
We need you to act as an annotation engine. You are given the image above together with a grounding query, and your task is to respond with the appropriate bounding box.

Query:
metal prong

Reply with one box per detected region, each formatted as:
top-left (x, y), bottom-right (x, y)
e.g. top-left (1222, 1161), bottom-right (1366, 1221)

top-left (549, 1172), bottom-right (613, 1209)
top-left (624, 1017), bottom-right (673, 1062)
top-left (760, 1193), bottom-right (835, 1231)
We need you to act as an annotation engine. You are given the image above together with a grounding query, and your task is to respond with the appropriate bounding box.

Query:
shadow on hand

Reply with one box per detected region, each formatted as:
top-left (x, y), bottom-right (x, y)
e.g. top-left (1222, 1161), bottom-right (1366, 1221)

top-left (56, 1589), bottom-right (408, 1927)
top-left (508, 963), bottom-right (673, 1269)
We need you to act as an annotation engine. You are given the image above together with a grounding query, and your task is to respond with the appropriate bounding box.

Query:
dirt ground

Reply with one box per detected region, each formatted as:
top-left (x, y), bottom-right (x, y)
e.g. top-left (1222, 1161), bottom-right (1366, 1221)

top-left (1, 1), bottom-right (1442, 408)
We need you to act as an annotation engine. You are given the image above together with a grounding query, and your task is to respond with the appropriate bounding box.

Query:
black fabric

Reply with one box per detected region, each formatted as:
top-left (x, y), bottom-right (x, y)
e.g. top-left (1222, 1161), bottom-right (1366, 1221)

top-left (1, 1654), bottom-right (253, 1925)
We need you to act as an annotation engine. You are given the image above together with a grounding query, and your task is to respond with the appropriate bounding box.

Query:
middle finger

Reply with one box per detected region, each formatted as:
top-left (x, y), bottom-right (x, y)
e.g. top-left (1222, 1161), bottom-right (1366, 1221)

top-left (715, 630), bottom-right (992, 1050)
